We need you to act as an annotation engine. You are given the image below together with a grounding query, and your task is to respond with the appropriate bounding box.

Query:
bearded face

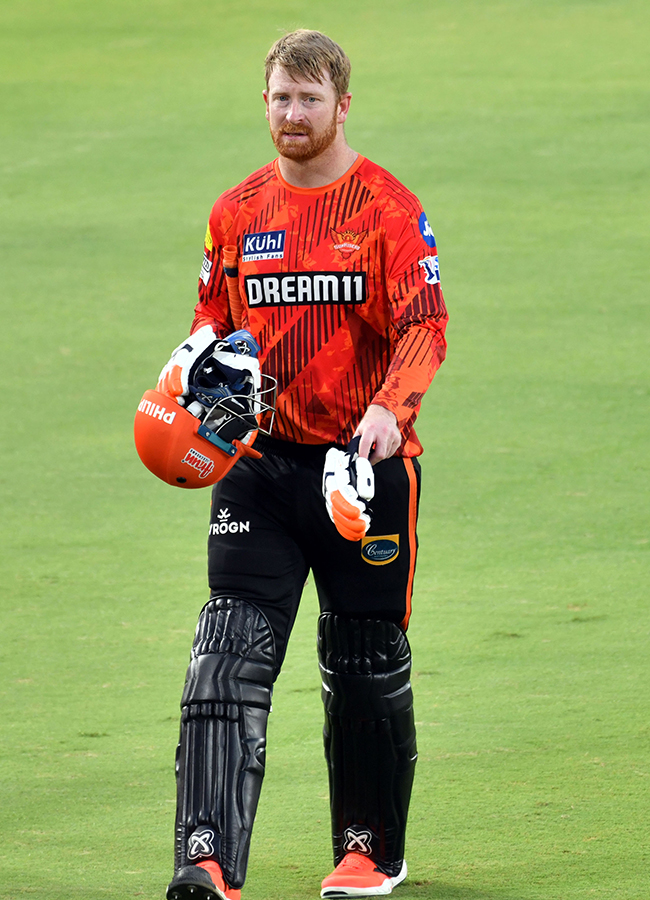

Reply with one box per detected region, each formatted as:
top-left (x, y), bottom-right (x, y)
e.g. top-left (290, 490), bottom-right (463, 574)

top-left (269, 104), bottom-right (339, 162)
top-left (265, 68), bottom-right (347, 164)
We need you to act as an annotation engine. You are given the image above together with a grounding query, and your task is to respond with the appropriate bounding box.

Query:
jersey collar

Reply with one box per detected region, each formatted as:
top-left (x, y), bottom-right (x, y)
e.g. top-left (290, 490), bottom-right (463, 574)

top-left (272, 155), bottom-right (365, 195)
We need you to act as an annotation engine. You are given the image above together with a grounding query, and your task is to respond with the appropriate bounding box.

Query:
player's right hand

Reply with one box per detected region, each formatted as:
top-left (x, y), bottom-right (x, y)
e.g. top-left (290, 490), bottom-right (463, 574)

top-left (322, 437), bottom-right (375, 541)
top-left (156, 324), bottom-right (219, 404)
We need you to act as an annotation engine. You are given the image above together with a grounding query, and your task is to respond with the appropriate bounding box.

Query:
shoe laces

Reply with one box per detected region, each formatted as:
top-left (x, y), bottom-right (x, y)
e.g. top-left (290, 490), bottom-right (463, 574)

top-left (336, 853), bottom-right (376, 873)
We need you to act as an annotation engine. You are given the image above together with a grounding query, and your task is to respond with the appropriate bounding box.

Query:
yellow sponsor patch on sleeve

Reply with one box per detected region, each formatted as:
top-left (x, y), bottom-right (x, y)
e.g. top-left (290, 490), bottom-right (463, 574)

top-left (204, 223), bottom-right (213, 252)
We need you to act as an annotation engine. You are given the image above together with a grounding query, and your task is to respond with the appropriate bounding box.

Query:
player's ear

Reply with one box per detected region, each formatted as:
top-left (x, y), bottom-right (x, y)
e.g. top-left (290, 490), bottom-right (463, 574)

top-left (337, 92), bottom-right (352, 124)
top-left (263, 89), bottom-right (270, 121)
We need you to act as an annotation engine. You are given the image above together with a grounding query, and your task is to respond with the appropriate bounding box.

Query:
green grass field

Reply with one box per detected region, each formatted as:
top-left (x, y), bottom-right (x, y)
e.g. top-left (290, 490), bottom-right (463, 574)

top-left (1, 1), bottom-right (648, 898)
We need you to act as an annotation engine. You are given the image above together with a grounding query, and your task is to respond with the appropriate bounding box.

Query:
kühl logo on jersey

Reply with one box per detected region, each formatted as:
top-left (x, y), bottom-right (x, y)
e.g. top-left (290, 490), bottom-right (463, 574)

top-left (242, 230), bottom-right (286, 261)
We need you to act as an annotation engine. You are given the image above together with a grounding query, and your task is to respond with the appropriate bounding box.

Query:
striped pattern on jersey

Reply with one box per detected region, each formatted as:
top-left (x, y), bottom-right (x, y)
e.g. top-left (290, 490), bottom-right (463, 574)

top-left (193, 155), bottom-right (448, 456)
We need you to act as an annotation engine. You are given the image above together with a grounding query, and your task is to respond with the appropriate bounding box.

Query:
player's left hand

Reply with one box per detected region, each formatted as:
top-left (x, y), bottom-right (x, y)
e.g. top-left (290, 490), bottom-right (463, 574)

top-left (322, 437), bottom-right (375, 541)
top-left (355, 404), bottom-right (401, 464)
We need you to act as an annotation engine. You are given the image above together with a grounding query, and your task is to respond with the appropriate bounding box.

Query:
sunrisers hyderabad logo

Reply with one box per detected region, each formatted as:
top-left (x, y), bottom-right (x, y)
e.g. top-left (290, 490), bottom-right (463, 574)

top-left (181, 447), bottom-right (215, 479)
top-left (330, 227), bottom-right (367, 260)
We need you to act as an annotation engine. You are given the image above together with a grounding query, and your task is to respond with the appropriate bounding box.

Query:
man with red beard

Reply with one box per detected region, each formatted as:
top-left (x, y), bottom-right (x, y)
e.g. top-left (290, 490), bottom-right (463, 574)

top-left (163, 29), bottom-right (448, 900)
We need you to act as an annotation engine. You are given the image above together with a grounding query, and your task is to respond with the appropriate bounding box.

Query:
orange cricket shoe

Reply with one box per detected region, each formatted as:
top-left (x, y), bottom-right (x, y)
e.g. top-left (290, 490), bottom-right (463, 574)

top-left (320, 852), bottom-right (407, 897)
top-left (166, 859), bottom-right (241, 900)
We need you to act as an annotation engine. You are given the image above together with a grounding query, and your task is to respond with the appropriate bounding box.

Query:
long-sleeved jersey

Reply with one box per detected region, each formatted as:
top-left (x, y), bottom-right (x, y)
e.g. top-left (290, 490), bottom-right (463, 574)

top-left (193, 155), bottom-right (448, 456)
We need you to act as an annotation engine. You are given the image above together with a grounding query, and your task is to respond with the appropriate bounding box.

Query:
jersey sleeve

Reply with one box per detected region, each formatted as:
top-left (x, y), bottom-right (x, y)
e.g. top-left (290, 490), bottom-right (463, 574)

top-left (371, 200), bottom-right (448, 442)
top-left (190, 198), bottom-right (237, 337)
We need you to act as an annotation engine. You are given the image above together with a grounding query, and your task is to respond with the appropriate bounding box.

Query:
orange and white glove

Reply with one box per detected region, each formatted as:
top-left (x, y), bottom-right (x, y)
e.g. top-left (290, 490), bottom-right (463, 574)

top-left (322, 437), bottom-right (375, 541)
top-left (156, 324), bottom-right (219, 408)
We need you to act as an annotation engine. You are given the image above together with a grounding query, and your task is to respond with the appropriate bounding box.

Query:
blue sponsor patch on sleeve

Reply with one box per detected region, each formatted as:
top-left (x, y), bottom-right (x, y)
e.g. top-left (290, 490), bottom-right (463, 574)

top-left (418, 212), bottom-right (436, 248)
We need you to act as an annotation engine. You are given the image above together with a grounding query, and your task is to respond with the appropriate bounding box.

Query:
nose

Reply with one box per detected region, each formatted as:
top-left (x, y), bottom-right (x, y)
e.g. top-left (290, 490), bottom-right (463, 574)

top-left (285, 99), bottom-right (305, 123)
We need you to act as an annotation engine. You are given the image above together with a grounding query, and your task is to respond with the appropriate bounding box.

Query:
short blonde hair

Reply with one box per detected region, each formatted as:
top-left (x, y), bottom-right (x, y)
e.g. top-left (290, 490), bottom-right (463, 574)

top-left (265, 30), bottom-right (351, 99)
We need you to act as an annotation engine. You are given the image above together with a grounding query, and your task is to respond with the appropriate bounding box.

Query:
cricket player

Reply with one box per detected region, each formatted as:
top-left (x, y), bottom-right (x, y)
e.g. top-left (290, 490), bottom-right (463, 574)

top-left (159, 29), bottom-right (448, 900)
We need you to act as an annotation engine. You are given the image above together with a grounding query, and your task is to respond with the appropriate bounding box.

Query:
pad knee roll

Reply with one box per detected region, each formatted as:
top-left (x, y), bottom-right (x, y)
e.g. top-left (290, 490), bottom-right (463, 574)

top-left (318, 614), bottom-right (417, 877)
top-left (175, 597), bottom-right (275, 889)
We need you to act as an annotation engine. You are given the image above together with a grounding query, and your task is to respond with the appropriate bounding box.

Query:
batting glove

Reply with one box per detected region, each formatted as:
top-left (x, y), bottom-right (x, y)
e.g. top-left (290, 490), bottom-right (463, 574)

top-left (157, 326), bottom-right (262, 420)
top-left (157, 324), bottom-right (220, 406)
top-left (322, 437), bottom-right (375, 541)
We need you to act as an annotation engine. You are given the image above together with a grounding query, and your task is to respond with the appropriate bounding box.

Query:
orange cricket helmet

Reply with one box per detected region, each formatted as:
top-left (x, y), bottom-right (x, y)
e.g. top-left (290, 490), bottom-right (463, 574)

top-left (134, 389), bottom-right (261, 489)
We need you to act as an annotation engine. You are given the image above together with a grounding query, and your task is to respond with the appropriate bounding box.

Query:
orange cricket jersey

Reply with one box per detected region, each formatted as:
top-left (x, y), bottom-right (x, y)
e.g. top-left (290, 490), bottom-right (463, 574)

top-left (192, 155), bottom-right (448, 456)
